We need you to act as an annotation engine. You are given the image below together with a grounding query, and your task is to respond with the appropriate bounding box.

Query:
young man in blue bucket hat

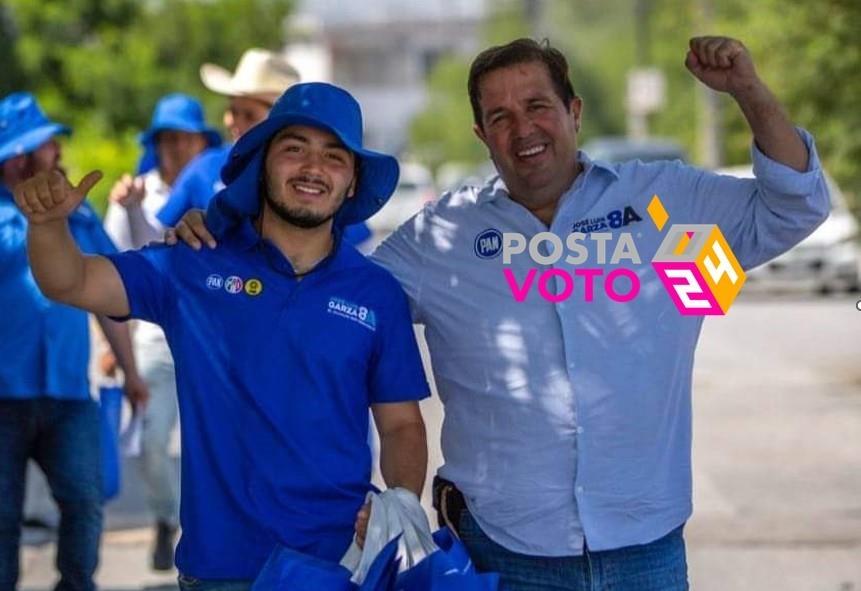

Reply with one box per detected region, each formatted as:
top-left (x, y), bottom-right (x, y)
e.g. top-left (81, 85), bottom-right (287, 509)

top-left (102, 92), bottom-right (221, 571)
top-left (0, 92), bottom-right (149, 591)
top-left (14, 82), bottom-right (430, 591)
top-left (157, 48), bottom-right (374, 249)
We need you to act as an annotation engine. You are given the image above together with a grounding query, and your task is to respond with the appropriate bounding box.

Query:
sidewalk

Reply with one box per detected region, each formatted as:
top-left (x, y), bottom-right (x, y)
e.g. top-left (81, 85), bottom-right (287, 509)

top-left (21, 527), bottom-right (177, 591)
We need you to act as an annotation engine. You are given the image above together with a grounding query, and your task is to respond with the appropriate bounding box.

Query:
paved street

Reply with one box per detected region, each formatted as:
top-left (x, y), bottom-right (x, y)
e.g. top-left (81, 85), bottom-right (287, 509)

top-left (20, 294), bottom-right (861, 590)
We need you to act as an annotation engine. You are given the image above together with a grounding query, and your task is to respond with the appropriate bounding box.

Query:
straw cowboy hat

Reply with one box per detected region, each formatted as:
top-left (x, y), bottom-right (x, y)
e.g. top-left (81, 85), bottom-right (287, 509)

top-left (200, 48), bottom-right (300, 101)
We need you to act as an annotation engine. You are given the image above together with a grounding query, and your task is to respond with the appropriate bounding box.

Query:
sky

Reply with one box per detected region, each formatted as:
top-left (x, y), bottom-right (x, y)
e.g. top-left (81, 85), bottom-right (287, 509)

top-left (296, 0), bottom-right (487, 25)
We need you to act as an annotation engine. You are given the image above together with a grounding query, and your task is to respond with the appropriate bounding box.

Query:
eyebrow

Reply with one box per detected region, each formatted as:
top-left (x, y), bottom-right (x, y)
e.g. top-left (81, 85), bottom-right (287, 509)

top-left (272, 130), bottom-right (350, 151)
top-left (486, 95), bottom-right (554, 120)
top-left (485, 107), bottom-right (508, 121)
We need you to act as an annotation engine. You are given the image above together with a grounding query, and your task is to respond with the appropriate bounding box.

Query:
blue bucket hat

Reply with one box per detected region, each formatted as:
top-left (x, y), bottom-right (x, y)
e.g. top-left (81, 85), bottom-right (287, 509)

top-left (207, 82), bottom-right (399, 235)
top-left (0, 92), bottom-right (71, 166)
top-left (137, 93), bottom-right (222, 174)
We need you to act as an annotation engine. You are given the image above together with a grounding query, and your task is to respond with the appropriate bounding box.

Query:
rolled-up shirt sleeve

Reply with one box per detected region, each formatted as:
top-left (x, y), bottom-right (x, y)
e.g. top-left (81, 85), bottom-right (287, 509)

top-left (668, 127), bottom-right (830, 270)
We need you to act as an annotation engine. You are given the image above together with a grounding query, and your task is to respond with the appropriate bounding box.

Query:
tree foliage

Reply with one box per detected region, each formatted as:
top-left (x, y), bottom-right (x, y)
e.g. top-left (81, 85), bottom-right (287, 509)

top-left (409, 0), bottom-right (861, 201)
top-left (1, 0), bottom-right (293, 212)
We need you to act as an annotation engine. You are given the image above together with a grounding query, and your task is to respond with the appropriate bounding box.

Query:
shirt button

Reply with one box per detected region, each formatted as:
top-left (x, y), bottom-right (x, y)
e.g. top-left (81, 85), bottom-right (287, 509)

top-left (577, 426), bottom-right (584, 434)
top-left (576, 486), bottom-right (584, 494)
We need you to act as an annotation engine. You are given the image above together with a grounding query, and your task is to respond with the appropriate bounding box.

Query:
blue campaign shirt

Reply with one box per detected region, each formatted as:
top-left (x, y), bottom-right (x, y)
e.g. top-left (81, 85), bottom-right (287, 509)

top-left (0, 184), bottom-right (117, 399)
top-left (157, 144), bottom-right (373, 246)
top-left (372, 128), bottom-right (829, 556)
top-left (106, 220), bottom-right (430, 579)
top-left (157, 145), bottom-right (231, 227)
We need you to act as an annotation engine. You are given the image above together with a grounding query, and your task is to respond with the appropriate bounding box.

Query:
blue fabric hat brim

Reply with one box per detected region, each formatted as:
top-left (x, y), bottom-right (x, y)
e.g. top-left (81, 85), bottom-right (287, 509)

top-left (214, 112), bottom-right (399, 231)
top-left (136, 122), bottom-right (222, 175)
top-left (0, 123), bottom-right (71, 166)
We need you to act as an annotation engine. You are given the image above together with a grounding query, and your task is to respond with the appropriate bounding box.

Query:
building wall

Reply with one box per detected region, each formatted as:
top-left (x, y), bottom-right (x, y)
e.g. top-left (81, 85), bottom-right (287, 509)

top-left (286, 2), bottom-right (486, 153)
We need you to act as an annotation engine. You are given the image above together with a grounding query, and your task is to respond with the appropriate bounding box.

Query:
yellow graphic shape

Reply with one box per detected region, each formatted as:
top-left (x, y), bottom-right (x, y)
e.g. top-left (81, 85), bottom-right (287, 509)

top-left (673, 231), bottom-right (693, 256)
top-left (244, 278), bottom-right (264, 296)
top-left (694, 226), bottom-right (746, 313)
top-left (647, 194), bottom-right (669, 231)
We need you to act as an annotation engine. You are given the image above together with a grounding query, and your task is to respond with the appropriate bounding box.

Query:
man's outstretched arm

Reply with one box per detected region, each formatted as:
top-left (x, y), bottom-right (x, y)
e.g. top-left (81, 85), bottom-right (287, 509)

top-left (15, 169), bottom-right (130, 317)
top-left (164, 208), bottom-right (217, 250)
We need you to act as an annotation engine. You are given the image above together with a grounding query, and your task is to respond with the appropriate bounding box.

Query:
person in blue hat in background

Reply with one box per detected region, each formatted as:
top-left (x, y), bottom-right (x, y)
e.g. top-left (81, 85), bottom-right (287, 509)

top-left (0, 92), bottom-right (149, 590)
top-left (156, 48), bottom-right (374, 250)
top-left (14, 82), bottom-right (430, 590)
top-left (102, 93), bottom-right (221, 571)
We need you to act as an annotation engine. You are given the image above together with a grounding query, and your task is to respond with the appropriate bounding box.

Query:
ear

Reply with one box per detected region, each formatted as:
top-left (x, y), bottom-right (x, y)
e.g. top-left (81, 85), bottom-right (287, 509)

top-left (568, 96), bottom-right (584, 132)
top-left (473, 122), bottom-right (488, 147)
top-left (346, 172), bottom-right (357, 199)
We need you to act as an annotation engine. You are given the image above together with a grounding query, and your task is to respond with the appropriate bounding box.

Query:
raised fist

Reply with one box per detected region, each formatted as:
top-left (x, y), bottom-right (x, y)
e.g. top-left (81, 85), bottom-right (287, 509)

top-left (685, 36), bottom-right (761, 96)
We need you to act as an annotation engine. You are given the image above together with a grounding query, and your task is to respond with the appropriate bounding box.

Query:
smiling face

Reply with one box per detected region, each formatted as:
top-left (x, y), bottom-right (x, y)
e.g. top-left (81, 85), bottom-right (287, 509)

top-left (156, 130), bottom-right (208, 186)
top-left (473, 61), bottom-right (582, 218)
top-left (224, 96), bottom-right (273, 142)
top-left (262, 124), bottom-right (357, 230)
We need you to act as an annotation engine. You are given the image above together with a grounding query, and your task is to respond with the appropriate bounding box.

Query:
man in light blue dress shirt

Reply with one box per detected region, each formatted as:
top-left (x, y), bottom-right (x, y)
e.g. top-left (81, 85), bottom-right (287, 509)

top-left (371, 37), bottom-right (828, 590)
top-left (171, 36), bottom-right (830, 590)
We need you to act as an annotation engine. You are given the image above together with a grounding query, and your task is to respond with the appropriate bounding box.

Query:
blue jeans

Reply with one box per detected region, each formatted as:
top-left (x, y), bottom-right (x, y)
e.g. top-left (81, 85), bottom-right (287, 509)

top-left (0, 398), bottom-right (103, 591)
top-left (459, 511), bottom-right (689, 591)
top-left (177, 575), bottom-right (252, 591)
top-left (134, 336), bottom-right (180, 525)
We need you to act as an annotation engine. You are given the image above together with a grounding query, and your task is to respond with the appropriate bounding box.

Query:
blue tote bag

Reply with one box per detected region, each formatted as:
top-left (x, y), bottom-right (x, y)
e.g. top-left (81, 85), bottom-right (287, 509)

top-left (99, 385), bottom-right (123, 502)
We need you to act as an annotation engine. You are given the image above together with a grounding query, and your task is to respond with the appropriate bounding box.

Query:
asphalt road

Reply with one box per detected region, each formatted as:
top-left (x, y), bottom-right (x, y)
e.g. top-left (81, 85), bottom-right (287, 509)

top-left (20, 293), bottom-right (861, 590)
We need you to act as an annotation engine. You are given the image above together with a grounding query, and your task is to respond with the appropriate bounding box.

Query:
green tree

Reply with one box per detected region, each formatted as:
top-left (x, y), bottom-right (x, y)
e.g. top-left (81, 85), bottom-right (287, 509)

top-left (409, 0), bottom-right (861, 203)
top-left (725, 0), bottom-right (861, 197)
top-left (3, 0), bottom-right (293, 212)
top-left (409, 0), bottom-right (640, 173)
top-left (409, 2), bottom-right (531, 173)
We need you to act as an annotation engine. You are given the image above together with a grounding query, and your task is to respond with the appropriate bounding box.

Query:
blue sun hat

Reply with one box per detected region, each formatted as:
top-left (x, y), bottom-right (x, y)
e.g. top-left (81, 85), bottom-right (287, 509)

top-left (0, 92), bottom-right (71, 166)
top-left (206, 82), bottom-right (399, 236)
top-left (136, 93), bottom-right (222, 174)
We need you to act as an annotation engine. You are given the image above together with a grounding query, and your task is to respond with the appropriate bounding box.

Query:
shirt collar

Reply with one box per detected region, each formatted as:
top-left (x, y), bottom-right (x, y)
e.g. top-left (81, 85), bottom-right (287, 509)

top-left (225, 216), bottom-right (349, 277)
top-left (475, 151), bottom-right (620, 206)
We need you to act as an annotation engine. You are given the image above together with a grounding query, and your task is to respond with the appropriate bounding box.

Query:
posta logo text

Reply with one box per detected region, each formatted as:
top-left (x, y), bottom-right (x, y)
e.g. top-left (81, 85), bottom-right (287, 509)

top-left (498, 195), bottom-right (746, 315)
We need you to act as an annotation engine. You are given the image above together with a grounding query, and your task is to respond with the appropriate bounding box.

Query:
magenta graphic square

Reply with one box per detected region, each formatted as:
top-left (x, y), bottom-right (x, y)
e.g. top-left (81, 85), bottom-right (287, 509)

top-left (652, 261), bottom-right (723, 316)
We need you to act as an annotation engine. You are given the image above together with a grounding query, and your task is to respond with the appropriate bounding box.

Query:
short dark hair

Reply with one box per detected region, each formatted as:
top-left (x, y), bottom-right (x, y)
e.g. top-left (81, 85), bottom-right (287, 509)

top-left (468, 38), bottom-right (576, 129)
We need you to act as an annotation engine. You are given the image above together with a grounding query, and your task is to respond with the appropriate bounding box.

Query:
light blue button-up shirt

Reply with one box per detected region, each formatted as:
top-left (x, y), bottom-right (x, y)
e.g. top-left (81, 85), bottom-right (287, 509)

top-left (1, 183), bottom-right (117, 399)
top-left (371, 128), bottom-right (829, 556)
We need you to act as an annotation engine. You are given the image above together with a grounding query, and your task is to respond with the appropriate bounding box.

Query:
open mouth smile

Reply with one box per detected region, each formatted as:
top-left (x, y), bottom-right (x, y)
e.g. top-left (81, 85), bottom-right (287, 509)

top-left (515, 143), bottom-right (549, 161)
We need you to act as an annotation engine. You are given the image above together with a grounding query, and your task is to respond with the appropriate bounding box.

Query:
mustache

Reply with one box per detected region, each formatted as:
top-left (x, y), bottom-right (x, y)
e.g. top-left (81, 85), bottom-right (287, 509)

top-left (288, 174), bottom-right (330, 192)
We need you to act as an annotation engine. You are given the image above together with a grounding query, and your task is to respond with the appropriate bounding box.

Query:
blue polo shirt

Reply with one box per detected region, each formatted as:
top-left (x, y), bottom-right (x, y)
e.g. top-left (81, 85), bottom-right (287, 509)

top-left (156, 145), bottom-right (231, 227)
top-left (157, 145), bottom-right (373, 246)
top-left (105, 220), bottom-right (429, 579)
top-left (1, 184), bottom-right (117, 399)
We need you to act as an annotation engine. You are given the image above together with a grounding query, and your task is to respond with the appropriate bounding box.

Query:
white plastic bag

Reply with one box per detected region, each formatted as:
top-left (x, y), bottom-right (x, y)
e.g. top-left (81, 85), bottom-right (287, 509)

top-left (120, 410), bottom-right (143, 457)
top-left (340, 488), bottom-right (438, 585)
